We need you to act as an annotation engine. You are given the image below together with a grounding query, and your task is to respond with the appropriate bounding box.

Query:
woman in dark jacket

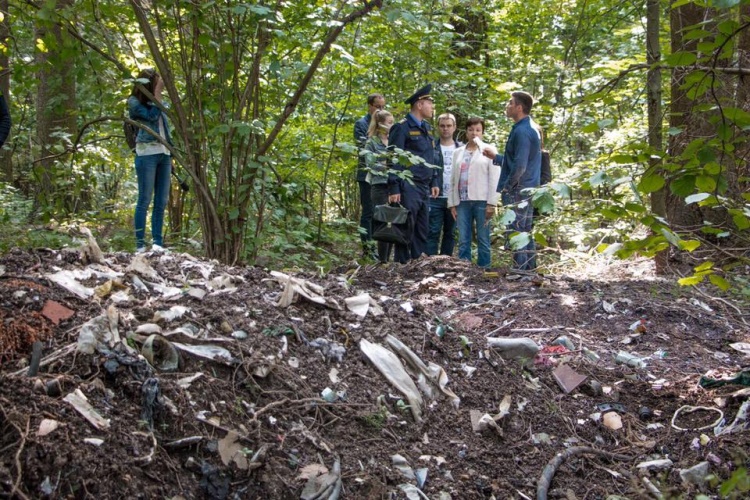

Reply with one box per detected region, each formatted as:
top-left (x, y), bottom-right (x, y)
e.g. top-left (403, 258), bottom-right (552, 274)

top-left (127, 68), bottom-right (172, 253)
top-left (364, 109), bottom-right (394, 263)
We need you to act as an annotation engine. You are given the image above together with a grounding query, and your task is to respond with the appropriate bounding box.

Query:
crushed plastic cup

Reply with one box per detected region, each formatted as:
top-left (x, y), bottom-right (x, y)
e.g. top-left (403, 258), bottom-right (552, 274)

top-left (615, 350), bottom-right (646, 369)
top-left (582, 347), bottom-right (601, 363)
top-left (551, 336), bottom-right (575, 351)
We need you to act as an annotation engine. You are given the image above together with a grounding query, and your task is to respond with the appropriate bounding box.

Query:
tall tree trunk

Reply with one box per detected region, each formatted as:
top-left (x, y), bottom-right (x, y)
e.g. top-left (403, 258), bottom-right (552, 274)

top-left (667, 4), bottom-right (749, 239)
top-left (35, 0), bottom-right (78, 214)
top-left (0, 0), bottom-right (11, 182)
top-left (647, 0), bottom-right (666, 273)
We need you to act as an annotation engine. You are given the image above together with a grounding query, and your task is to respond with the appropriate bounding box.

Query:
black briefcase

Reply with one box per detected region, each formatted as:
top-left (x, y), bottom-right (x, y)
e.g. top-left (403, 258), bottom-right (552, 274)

top-left (372, 204), bottom-right (413, 246)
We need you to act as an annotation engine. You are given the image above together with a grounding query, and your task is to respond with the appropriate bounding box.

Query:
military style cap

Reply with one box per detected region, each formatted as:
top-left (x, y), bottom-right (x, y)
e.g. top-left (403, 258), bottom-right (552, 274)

top-left (404, 83), bottom-right (433, 105)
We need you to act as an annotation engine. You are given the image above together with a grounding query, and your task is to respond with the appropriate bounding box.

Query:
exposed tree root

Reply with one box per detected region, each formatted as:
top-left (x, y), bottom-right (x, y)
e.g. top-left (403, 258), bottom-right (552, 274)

top-left (536, 446), bottom-right (632, 500)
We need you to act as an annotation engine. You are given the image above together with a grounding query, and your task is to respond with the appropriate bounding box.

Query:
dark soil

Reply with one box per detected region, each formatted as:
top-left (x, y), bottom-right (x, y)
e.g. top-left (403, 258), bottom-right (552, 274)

top-left (1, 247), bottom-right (749, 499)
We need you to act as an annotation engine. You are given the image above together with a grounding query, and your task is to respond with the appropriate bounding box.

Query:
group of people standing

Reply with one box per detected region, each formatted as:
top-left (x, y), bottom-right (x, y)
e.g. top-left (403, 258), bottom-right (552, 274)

top-left (354, 85), bottom-right (542, 271)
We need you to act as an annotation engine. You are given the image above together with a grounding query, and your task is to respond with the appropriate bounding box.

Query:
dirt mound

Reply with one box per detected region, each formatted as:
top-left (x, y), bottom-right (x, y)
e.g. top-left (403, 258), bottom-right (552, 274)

top-left (1, 247), bottom-right (748, 499)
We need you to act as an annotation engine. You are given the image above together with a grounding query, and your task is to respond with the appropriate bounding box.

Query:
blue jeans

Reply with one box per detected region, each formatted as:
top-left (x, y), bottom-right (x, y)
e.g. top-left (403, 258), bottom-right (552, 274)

top-left (427, 197), bottom-right (455, 256)
top-left (456, 200), bottom-right (491, 268)
top-left (135, 153), bottom-right (171, 248)
top-left (502, 190), bottom-right (536, 271)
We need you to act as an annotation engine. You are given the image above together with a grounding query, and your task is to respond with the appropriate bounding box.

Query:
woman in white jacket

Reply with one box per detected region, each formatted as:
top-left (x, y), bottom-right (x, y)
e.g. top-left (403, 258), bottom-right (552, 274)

top-left (447, 117), bottom-right (501, 268)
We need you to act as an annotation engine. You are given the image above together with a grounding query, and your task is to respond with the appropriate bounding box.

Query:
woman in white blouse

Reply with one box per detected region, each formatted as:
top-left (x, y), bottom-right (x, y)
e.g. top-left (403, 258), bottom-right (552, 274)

top-left (447, 117), bottom-right (501, 268)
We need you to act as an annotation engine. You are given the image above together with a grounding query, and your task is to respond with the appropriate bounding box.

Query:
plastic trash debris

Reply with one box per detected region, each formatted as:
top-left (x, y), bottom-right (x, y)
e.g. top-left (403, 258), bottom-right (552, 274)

top-left (714, 400), bottom-right (750, 435)
top-left (177, 372), bottom-right (204, 389)
top-left (309, 338), bottom-right (346, 363)
top-left (127, 254), bottom-right (163, 281)
top-left (672, 405), bottom-right (724, 431)
top-left (602, 411), bottom-right (623, 430)
top-left (199, 461), bottom-right (230, 500)
top-left (636, 458), bottom-right (673, 470)
top-left (63, 389), bottom-right (111, 430)
top-left (385, 335), bottom-right (460, 408)
top-left (729, 342), bottom-right (750, 356)
top-left (321, 387), bottom-right (337, 402)
top-left (532, 432), bottom-right (552, 445)
top-left (699, 369), bottom-right (750, 388)
top-left (270, 271), bottom-right (341, 310)
top-left (37, 419), bottom-right (60, 437)
top-left (639, 406), bottom-right (653, 421)
top-left (141, 334), bottom-right (180, 371)
top-left (614, 350), bottom-right (646, 369)
top-left (582, 347), bottom-right (601, 363)
top-left (487, 337), bottom-right (539, 360)
top-left (344, 293), bottom-right (371, 318)
top-left (172, 342), bottom-right (235, 365)
top-left (551, 336), bottom-right (575, 350)
top-left (141, 378), bottom-right (163, 430)
top-left (399, 484), bottom-right (430, 500)
top-left (401, 302), bottom-right (414, 313)
top-left (76, 305), bottom-right (120, 355)
top-left (84, 438), bottom-right (104, 446)
top-left (153, 306), bottom-right (189, 324)
top-left (300, 457), bottom-right (341, 500)
top-left (232, 330), bottom-right (248, 340)
top-left (360, 339), bottom-right (423, 422)
top-left (679, 461), bottom-right (709, 486)
top-left (46, 269), bottom-right (96, 300)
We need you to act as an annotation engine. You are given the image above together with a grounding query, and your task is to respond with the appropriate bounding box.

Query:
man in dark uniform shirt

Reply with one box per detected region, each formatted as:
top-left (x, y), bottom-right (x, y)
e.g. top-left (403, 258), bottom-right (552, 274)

top-left (387, 84), bottom-right (440, 263)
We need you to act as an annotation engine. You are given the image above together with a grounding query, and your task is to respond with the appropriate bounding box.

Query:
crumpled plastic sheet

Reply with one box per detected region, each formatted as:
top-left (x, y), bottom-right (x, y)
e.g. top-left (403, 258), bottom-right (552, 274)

top-left (300, 457), bottom-right (341, 500)
top-left (714, 400), bottom-right (750, 435)
top-left (77, 305), bottom-right (120, 354)
top-left (308, 338), bottom-right (346, 363)
top-left (360, 339), bottom-right (423, 422)
top-left (385, 335), bottom-right (460, 409)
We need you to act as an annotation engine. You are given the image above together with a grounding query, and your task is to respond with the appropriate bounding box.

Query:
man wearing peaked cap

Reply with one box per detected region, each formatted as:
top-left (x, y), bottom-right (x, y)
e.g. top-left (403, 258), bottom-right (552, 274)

top-left (404, 83), bottom-right (433, 105)
top-left (387, 83), bottom-right (440, 263)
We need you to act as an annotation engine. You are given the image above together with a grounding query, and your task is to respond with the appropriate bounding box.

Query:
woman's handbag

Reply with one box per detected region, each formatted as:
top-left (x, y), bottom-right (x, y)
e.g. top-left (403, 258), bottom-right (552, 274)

top-left (372, 203), bottom-right (413, 246)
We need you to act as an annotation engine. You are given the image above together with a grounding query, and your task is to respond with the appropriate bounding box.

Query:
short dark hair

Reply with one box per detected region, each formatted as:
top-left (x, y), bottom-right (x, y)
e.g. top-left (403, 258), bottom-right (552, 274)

top-left (367, 93), bottom-right (384, 106)
top-left (511, 91), bottom-right (534, 115)
top-left (131, 68), bottom-right (159, 105)
top-left (465, 117), bottom-right (485, 132)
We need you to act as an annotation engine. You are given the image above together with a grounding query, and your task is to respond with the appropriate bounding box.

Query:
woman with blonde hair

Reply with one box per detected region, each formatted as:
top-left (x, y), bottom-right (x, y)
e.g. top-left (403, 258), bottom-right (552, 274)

top-left (364, 109), bottom-right (394, 263)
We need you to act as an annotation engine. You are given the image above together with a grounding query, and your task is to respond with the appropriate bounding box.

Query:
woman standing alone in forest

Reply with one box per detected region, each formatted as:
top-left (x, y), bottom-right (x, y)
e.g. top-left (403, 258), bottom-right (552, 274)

top-left (365, 109), bottom-right (394, 263)
top-left (128, 68), bottom-right (172, 253)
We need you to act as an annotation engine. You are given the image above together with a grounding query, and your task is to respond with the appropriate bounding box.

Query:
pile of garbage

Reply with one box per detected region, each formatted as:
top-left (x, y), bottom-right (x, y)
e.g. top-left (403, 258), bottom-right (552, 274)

top-left (1, 238), bottom-right (749, 499)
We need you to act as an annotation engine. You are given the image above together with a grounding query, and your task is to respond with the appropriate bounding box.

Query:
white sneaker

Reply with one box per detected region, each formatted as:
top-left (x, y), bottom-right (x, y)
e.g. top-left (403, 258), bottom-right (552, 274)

top-left (151, 244), bottom-right (169, 254)
top-left (135, 246), bottom-right (146, 254)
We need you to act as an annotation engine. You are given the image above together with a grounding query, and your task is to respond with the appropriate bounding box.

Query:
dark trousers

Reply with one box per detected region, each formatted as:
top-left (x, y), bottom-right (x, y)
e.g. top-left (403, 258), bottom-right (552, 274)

top-left (358, 180), bottom-right (373, 244)
top-left (370, 183), bottom-right (392, 263)
top-left (394, 181), bottom-right (430, 263)
top-left (502, 190), bottom-right (536, 271)
top-left (427, 197), bottom-right (456, 256)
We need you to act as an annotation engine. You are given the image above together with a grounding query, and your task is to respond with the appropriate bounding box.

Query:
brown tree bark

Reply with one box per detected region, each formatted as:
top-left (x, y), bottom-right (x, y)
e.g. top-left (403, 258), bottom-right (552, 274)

top-left (667, 4), bottom-right (749, 234)
top-left (34, 0), bottom-right (78, 213)
top-left (647, 0), bottom-right (666, 274)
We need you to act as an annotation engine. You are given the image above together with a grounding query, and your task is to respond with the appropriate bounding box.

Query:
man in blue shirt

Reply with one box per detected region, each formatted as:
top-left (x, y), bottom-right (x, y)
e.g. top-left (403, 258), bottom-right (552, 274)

top-left (484, 91), bottom-right (541, 271)
top-left (388, 84), bottom-right (440, 263)
top-left (354, 93), bottom-right (385, 258)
